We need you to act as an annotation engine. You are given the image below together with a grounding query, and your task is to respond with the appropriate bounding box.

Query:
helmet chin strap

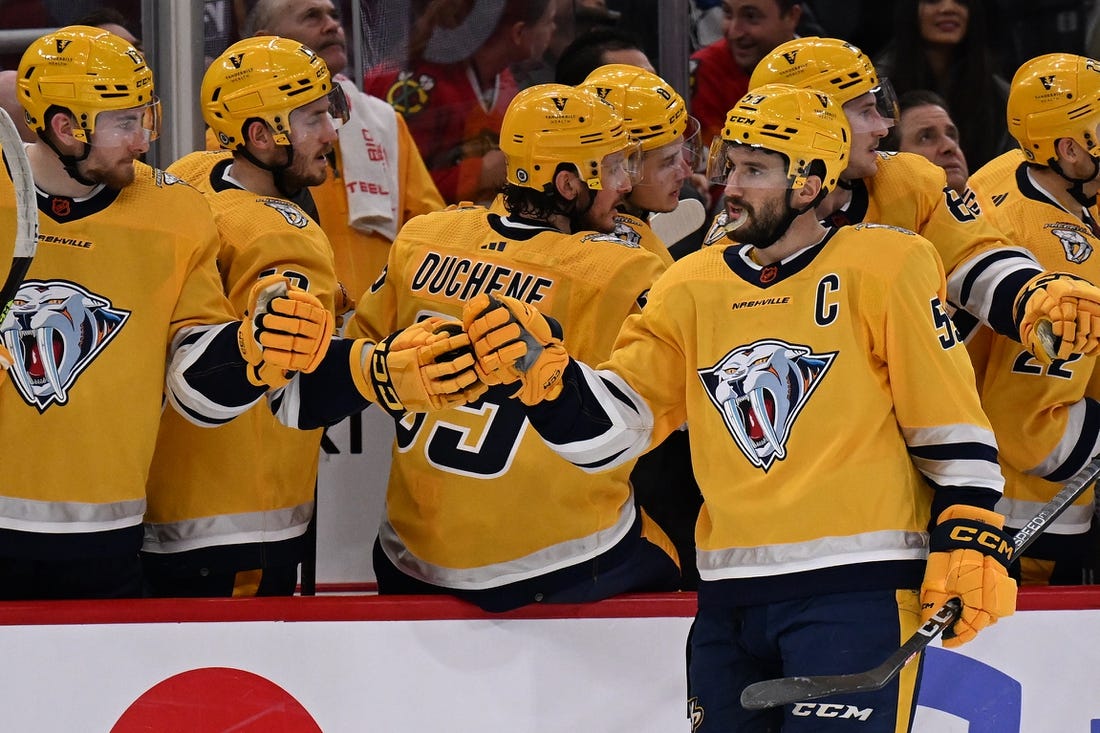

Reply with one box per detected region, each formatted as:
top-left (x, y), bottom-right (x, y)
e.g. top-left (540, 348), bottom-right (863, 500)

top-left (1050, 154), bottom-right (1100, 207)
top-left (39, 132), bottom-right (98, 187)
top-left (238, 144), bottom-right (301, 199)
top-left (563, 184), bottom-right (598, 233)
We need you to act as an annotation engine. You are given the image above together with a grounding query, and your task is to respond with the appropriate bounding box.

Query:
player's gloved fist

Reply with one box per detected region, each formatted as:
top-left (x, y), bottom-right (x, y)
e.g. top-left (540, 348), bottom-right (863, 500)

top-left (920, 504), bottom-right (1017, 648)
top-left (461, 293), bottom-right (568, 406)
top-left (1014, 272), bottom-right (1100, 363)
top-left (238, 275), bottom-right (334, 388)
top-left (352, 316), bottom-right (487, 417)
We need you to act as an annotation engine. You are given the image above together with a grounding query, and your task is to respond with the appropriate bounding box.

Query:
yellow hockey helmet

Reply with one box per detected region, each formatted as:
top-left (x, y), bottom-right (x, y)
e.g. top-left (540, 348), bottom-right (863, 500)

top-left (1007, 53), bottom-right (1100, 164)
top-left (706, 83), bottom-right (850, 193)
top-left (500, 82), bottom-right (640, 190)
top-left (203, 36), bottom-right (346, 149)
top-left (580, 64), bottom-right (698, 151)
top-left (16, 25), bottom-right (156, 143)
top-left (751, 36), bottom-right (882, 106)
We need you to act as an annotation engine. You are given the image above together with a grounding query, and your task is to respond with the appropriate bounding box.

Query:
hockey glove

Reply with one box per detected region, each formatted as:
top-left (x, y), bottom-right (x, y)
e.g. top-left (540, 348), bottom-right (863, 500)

top-left (239, 275), bottom-right (334, 388)
top-left (1014, 272), bottom-right (1100, 363)
top-left (920, 504), bottom-right (1017, 648)
top-left (461, 293), bottom-right (569, 406)
top-left (351, 316), bottom-right (487, 417)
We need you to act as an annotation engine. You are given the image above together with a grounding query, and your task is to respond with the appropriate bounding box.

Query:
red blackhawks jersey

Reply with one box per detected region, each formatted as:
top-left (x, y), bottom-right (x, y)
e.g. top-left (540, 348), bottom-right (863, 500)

top-left (524, 224), bottom-right (1005, 602)
top-left (345, 205), bottom-right (668, 589)
top-left (144, 151), bottom-right (338, 554)
top-left (0, 159), bottom-right (253, 552)
top-left (365, 61), bottom-right (517, 205)
top-left (966, 151), bottom-right (1100, 535)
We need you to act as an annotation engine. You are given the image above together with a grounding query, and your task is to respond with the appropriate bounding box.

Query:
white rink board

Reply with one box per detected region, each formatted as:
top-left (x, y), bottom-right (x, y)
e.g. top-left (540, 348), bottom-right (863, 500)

top-left (1, 604), bottom-right (1099, 731)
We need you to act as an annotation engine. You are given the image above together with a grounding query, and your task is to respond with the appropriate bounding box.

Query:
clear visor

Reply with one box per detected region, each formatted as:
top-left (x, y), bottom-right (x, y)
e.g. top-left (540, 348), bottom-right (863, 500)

top-left (681, 115), bottom-right (707, 173)
top-left (288, 87), bottom-right (350, 143)
top-left (91, 98), bottom-right (161, 146)
top-left (705, 138), bottom-right (793, 189)
top-left (843, 79), bottom-right (899, 134)
top-left (590, 140), bottom-right (642, 190)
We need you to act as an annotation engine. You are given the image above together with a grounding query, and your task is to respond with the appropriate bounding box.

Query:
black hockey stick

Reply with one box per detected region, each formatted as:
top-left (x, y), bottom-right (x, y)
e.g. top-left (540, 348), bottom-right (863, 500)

top-left (0, 106), bottom-right (37, 323)
top-left (740, 453), bottom-right (1100, 711)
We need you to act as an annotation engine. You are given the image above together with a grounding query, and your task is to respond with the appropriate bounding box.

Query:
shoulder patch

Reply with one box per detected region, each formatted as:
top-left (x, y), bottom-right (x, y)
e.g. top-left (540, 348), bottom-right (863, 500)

top-left (259, 198), bottom-right (310, 228)
top-left (580, 232), bottom-right (639, 248)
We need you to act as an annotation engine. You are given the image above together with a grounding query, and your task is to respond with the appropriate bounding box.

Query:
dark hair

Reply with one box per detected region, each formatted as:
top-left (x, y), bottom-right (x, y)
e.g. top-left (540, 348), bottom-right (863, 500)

top-left (880, 0), bottom-right (1007, 168)
top-left (883, 89), bottom-right (952, 151)
top-left (75, 7), bottom-right (140, 40)
top-left (554, 27), bottom-right (648, 86)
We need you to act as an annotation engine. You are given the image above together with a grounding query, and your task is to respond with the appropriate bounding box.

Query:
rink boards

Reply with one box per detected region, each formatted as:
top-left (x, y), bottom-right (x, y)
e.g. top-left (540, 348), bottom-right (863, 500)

top-left (0, 588), bottom-right (1096, 732)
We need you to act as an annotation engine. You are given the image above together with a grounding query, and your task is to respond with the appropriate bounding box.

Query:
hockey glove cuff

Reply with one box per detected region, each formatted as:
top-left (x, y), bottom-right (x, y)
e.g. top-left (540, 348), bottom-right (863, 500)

top-left (920, 504), bottom-right (1017, 648)
top-left (351, 317), bottom-right (487, 418)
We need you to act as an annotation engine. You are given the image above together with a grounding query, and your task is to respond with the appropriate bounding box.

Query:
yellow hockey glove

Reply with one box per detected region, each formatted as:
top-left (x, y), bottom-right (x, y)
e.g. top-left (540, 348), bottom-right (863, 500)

top-left (238, 275), bottom-right (334, 388)
top-left (920, 505), bottom-right (1017, 648)
top-left (352, 317), bottom-right (488, 417)
top-left (1014, 272), bottom-right (1100, 363)
top-left (461, 293), bottom-right (569, 406)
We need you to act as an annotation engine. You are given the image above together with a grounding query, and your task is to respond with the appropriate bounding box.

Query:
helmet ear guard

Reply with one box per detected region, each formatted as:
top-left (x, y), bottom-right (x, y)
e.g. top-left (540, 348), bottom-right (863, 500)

top-left (203, 36), bottom-right (343, 150)
top-left (1007, 53), bottom-right (1100, 165)
top-left (706, 83), bottom-right (851, 196)
top-left (17, 25), bottom-right (157, 142)
top-left (501, 83), bottom-right (637, 191)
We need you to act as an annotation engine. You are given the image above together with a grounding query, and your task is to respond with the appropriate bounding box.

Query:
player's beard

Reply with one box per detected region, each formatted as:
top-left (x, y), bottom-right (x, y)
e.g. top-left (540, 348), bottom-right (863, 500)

top-left (728, 194), bottom-right (788, 248)
top-left (78, 154), bottom-right (137, 190)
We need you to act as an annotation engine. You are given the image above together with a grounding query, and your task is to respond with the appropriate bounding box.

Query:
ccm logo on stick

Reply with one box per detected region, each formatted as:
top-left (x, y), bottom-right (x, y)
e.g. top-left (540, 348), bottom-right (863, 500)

top-left (791, 703), bottom-right (873, 720)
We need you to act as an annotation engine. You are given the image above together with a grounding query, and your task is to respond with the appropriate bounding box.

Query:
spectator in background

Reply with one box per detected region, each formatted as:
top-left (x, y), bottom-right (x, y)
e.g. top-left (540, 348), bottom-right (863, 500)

top-left (365, 0), bottom-right (557, 206)
top-left (75, 7), bottom-right (143, 52)
top-left (0, 71), bottom-right (36, 142)
top-left (244, 0), bottom-right (445, 300)
top-left (555, 26), bottom-right (654, 86)
top-left (890, 89), bottom-right (969, 193)
top-left (875, 0), bottom-right (1012, 170)
top-left (689, 0), bottom-right (802, 149)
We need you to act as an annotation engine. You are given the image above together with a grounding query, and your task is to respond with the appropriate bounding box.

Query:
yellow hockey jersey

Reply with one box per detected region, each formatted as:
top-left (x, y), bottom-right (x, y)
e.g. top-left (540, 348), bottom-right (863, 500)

top-left (705, 151), bottom-right (1041, 340)
top-left (613, 212), bottom-right (676, 268)
top-left (966, 151), bottom-right (1100, 535)
top-left (526, 223), bottom-right (1004, 602)
top-left (0, 161), bottom-right (252, 553)
top-left (345, 206), bottom-right (669, 588)
top-left (143, 151), bottom-right (338, 554)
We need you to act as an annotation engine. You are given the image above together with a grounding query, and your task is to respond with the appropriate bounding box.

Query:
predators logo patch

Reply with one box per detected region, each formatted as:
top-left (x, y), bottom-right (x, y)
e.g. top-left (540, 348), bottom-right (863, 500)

top-left (699, 338), bottom-right (836, 471)
top-left (1, 280), bottom-right (130, 412)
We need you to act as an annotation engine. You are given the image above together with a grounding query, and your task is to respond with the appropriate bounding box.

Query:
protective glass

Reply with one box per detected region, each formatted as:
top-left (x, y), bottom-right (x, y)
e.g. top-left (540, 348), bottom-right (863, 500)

top-left (844, 79), bottom-right (899, 134)
top-left (592, 141), bottom-right (642, 190)
top-left (288, 87), bottom-right (350, 143)
top-left (705, 139), bottom-right (791, 189)
top-left (91, 98), bottom-right (161, 146)
top-left (681, 115), bottom-right (707, 173)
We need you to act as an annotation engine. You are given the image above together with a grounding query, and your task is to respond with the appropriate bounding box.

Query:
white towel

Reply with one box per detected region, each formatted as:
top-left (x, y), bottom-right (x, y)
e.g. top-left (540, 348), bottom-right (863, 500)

top-left (335, 76), bottom-right (401, 241)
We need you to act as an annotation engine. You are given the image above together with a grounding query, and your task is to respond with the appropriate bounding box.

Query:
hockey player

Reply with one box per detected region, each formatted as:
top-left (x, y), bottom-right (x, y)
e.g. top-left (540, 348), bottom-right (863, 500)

top-left (464, 84), bottom-right (1016, 731)
top-left (580, 63), bottom-right (702, 265)
top-left (741, 36), bottom-right (1100, 365)
top-left (965, 53), bottom-right (1100, 585)
top-left (276, 82), bottom-right (682, 611)
top-left (143, 36), bottom-right (348, 597)
top-left (0, 26), bottom-right (330, 599)
top-left (243, 0), bottom-right (445, 299)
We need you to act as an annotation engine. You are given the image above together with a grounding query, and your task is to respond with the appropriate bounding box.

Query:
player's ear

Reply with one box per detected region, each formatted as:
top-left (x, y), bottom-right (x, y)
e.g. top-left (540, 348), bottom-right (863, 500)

top-left (243, 119), bottom-right (274, 150)
top-left (47, 109), bottom-right (80, 147)
top-left (794, 174), bottom-right (823, 206)
top-left (553, 166), bottom-right (581, 201)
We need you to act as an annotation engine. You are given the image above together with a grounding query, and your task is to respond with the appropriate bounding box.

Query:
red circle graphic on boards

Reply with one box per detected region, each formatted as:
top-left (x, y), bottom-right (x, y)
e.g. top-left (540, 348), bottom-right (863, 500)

top-left (110, 667), bottom-right (323, 732)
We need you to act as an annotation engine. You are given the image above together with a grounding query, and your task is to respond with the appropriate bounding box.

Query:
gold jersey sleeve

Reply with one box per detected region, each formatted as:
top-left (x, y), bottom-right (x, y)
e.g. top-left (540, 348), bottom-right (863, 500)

top-left (0, 162), bottom-right (236, 531)
top-left (343, 207), bottom-right (668, 587)
top-left (966, 154), bottom-right (1100, 532)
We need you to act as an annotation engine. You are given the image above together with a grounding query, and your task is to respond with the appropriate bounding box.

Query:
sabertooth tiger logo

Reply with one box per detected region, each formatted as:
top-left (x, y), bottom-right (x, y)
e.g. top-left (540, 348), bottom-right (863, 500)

top-left (699, 338), bottom-right (836, 471)
top-left (1, 280), bottom-right (130, 412)
top-left (261, 198), bottom-right (310, 228)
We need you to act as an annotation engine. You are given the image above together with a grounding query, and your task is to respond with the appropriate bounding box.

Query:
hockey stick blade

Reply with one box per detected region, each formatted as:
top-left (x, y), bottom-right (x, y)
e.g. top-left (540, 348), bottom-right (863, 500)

top-left (740, 454), bottom-right (1100, 711)
top-left (0, 106), bottom-right (37, 323)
